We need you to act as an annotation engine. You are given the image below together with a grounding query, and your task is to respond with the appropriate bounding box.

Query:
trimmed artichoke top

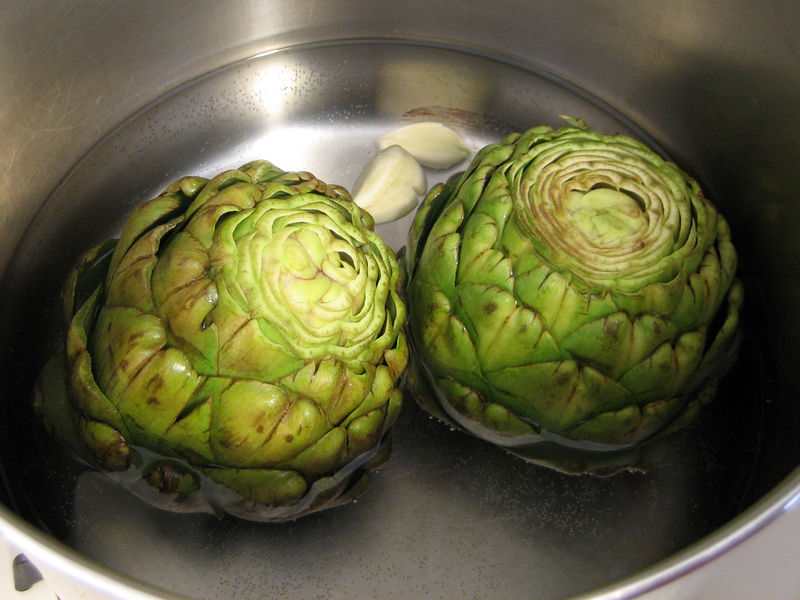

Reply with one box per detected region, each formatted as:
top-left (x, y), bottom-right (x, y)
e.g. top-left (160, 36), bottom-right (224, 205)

top-left (405, 121), bottom-right (742, 473)
top-left (47, 160), bottom-right (408, 521)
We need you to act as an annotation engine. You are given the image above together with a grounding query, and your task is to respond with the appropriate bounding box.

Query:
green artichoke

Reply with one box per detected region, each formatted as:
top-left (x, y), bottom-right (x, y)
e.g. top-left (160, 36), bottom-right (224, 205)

top-left (405, 120), bottom-right (742, 474)
top-left (37, 160), bottom-right (407, 520)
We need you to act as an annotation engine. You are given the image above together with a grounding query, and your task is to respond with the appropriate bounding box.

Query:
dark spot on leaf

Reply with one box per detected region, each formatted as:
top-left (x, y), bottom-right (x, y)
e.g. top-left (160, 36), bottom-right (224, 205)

top-left (146, 396), bottom-right (160, 405)
top-left (256, 425), bottom-right (264, 433)
top-left (146, 375), bottom-right (164, 390)
top-left (127, 331), bottom-right (145, 347)
top-left (484, 301), bottom-right (498, 315)
top-left (285, 434), bottom-right (294, 443)
top-left (603, 318), bottom-right (623, 340)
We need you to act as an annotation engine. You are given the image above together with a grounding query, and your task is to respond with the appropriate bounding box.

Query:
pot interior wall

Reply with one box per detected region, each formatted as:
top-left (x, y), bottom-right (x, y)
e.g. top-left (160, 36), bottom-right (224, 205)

top-left (0, 3), bottom-right (799, 600)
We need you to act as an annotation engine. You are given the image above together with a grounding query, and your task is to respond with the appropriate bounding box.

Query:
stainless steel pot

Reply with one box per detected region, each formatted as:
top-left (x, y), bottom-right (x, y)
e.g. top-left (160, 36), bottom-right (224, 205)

top-left (1, 2), bottom-right (799, 599)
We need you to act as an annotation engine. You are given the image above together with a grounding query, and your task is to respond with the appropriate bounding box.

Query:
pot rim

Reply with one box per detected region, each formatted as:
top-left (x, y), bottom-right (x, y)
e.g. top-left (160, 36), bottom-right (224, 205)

top-left (576, 463), bottom-right (800, 599)
top-left (1, 463), bottom-right (799, 599)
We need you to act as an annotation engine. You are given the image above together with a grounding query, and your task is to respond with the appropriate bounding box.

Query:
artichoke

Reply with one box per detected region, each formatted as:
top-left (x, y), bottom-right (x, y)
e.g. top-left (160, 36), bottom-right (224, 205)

top-left (405, 120), bottom-right (742, 474)
top-left (37, 160), bottom-right (407, 521)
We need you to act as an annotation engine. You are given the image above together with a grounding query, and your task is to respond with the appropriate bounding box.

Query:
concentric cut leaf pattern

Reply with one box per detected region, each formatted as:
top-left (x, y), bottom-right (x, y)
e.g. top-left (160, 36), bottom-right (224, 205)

top-left (57, 160), bottom-right (407, 520)
top-left (406, 122), bottom-right (742, 468)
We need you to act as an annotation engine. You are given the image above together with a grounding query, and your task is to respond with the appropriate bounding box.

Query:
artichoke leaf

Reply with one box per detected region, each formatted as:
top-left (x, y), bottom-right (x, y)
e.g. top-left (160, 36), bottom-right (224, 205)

top-left (107, 188), bottom-right (197, 284)
top-left (203, 467), bottom-right (309, 507)
top-left (455, 282), bottom-right (560, 371)
top-left (80, 418), bottom-right (130, 472)
top-left (114, 347), bottom-right (202, 444)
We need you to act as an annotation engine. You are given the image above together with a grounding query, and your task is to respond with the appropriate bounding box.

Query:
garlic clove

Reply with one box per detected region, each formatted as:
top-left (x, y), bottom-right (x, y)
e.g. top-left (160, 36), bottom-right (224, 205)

top-left (352, 145), bottom-right (427, 224)
top-left (378, 122), bottom-right (470, 169)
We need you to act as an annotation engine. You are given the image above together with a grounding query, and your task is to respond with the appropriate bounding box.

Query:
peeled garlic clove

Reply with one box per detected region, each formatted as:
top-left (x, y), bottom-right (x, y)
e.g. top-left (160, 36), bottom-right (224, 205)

top-left (378, 122), bottom-right (470, 169)
top-left (352, 145), bottom-right (427, 224)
